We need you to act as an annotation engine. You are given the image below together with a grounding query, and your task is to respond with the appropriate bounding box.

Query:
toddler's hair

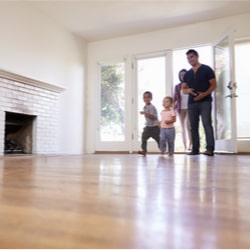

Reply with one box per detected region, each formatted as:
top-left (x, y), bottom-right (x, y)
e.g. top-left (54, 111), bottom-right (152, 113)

top-left (143, 91), bottom-right (153, 99)
top-left (163, 96), bottom-right (173, 103)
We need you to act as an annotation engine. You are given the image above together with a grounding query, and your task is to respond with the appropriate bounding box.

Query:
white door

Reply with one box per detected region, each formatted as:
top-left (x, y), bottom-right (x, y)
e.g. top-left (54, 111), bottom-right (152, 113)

top-left (132, 53), bottom-right (167, 153)
top-left (96, 60), bottom-right (131, 152)
top-left (213, 33), bottom-right (238, 153)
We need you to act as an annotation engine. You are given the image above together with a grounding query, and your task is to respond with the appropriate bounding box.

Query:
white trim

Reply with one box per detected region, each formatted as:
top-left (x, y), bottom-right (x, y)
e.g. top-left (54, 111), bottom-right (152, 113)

top-left (97, 57), bottom-right (126, 65)
top-left (0, 69), bottom-right (65, 93)
top-left (133, 50), bottom-right (168, 60)
top-left (172, 43), bottom-right (211, 52)
top-left (235, 36), bottom-right (250, 43)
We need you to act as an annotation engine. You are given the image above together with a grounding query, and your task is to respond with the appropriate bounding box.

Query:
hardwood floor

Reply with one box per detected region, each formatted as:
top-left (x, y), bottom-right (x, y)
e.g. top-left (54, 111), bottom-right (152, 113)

top-left (0, 153), bottom-right (250, 248)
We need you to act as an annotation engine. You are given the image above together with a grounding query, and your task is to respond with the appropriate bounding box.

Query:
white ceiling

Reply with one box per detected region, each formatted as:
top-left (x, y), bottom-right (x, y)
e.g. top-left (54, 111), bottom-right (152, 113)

top-left (25, 0), bottom-right (250, 42)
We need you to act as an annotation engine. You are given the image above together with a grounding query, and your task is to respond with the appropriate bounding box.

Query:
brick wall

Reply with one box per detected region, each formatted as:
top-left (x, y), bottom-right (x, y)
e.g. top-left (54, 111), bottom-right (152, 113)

top-left (0, 74), bottom-right (63, 155)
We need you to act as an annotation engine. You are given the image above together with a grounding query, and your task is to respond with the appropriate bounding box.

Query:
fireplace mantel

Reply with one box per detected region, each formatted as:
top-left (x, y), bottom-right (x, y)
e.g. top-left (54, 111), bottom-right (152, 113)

top-left (0, 69), bottom-right (65, 93)
top-left (0, 70), bottom-right (63, 155)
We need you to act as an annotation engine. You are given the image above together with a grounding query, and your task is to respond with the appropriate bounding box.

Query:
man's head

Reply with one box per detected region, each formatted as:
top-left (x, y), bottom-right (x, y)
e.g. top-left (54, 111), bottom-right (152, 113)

top-left (186, 49), bottom-right (199, 67)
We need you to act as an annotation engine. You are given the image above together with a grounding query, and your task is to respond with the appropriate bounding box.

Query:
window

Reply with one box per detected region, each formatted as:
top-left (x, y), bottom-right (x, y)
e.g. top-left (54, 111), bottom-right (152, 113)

top-left (235, 41), bottom-right (250, 138)
top-left (99, 62), bottom-right (125, 141)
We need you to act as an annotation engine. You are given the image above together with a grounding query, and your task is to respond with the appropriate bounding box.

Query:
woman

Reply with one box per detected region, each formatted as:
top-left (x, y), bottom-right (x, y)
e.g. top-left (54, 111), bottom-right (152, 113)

top-left (174, 69), bottom-right (192, 151)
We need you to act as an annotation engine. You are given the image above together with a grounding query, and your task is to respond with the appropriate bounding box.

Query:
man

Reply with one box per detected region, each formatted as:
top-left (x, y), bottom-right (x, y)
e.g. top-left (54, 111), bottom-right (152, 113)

top-left (182, 49), bottom-right (216, 156)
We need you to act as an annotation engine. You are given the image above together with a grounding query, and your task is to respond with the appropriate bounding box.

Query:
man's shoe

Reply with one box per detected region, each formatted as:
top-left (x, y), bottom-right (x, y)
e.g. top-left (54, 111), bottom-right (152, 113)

top-left (138, 151), bottom-right (146, 156)
top-left (203, 150), bottom-right (214, 156)
top-left (187, 151), bottom-right (200, 155)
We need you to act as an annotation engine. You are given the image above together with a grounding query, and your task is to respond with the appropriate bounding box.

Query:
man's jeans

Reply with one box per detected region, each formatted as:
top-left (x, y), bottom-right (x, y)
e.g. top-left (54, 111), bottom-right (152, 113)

top-left (188, 101), bottom-right (215, 153)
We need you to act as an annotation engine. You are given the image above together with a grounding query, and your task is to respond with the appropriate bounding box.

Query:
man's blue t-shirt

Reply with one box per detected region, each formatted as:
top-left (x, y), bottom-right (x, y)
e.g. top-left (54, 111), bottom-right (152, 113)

top-left (183, 64), bottom-right (215, 104)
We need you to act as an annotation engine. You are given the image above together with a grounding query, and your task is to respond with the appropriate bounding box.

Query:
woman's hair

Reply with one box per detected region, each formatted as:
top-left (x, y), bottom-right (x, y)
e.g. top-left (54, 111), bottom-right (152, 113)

top-left (178, 69), bottom-right (187, 82)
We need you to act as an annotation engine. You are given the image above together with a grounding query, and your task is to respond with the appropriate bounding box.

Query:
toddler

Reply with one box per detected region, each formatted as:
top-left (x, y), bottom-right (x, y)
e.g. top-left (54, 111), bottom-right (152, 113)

top-left (138, 91), bottom-right (160, 156)
top-left (159, 96), bottom-right (176, 156)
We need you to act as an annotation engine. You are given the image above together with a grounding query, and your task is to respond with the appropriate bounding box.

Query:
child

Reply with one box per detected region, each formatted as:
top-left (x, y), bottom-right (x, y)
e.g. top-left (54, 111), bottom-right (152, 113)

top-left (159, 96), bottom-right (176, 156)
top-left (138, 91), bottom-right (160, 156)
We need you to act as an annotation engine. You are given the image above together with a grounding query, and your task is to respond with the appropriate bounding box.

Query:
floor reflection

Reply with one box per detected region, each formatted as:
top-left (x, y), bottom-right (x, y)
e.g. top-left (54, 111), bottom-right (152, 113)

top-left (0, 154), bottom-right (249, 248)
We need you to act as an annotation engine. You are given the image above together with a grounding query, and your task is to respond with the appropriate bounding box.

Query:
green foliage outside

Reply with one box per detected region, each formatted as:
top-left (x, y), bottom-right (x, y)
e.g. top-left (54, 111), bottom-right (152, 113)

top-left (100, 64), bottom-right (125, 133)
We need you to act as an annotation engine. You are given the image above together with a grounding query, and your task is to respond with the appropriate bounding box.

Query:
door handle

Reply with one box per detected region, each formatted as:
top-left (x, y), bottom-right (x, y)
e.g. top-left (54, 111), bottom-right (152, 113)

top-left (227, 81), bottom-right (237, 90)
top-left (227, 81), bottom-right (233, 90)
top-left (225, 93), bottom-right (238, 98)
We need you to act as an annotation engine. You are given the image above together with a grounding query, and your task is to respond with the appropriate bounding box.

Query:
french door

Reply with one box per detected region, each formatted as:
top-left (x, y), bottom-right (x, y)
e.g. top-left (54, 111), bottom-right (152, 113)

top-left (132, 53), bottom-right (168, 153)
top-left (213, 33), bottom-right (238, 153)
top-left (95, 54), bottom-right (169, 152)
top-left (95, 60), bottom-right (131, 151)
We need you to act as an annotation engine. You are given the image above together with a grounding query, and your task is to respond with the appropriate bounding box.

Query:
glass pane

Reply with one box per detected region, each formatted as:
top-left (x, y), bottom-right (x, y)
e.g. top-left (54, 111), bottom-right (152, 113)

top-left (235, 42), bottom-right (250, 138)
top-left (100, 62), bottom-right (125, 141)
top-left (137, 56), bottom-right (166, 140)
top-left (214, 38), bottom-right (231, 140)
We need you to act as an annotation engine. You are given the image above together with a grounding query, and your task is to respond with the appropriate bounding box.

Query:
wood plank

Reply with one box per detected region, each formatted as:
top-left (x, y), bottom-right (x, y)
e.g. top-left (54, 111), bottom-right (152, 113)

top-left (0, 154), bottom-right (250, 248)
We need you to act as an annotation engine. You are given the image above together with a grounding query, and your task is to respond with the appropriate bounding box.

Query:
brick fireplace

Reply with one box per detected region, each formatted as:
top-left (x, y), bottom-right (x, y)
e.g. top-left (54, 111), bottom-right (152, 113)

top-left (0, 69), bottom-right (64, 155)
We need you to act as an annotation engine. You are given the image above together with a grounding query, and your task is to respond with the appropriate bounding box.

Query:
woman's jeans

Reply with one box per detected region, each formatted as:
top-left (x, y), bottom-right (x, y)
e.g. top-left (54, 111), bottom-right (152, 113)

top-left (160, 127), bottom-right (175, 153)
top-left (188, 101), bottom-right (215, 153)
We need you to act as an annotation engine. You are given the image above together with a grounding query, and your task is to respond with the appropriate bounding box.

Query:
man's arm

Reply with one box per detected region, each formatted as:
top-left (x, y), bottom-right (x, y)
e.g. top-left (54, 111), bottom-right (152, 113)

top-left (193, 78), bottom-right (217, 101)
top-left (181, 82), bottom-right (198, 96)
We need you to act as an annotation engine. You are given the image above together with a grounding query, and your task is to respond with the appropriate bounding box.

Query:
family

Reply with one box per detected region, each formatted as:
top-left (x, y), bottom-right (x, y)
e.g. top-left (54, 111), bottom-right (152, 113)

top-left (138, 49), bottom-right (216, 157)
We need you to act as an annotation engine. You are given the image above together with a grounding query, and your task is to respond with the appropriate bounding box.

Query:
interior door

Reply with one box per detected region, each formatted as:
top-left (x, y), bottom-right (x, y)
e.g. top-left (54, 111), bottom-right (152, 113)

top-left (213, 33), bottom-right (238, 153)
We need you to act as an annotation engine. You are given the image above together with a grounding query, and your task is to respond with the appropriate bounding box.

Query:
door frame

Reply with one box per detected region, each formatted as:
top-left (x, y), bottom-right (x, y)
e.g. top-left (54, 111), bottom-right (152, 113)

top-left (131, 51), bottom-right (172, 153)
top-left (95, 58), bottom-right (131, 152)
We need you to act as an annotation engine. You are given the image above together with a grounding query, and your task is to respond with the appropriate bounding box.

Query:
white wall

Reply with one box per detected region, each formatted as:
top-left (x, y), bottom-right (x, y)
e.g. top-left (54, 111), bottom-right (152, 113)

top-left (0, 2), bottom-right (86, 154)
top-left (87, 12), bottom-right (250, 153)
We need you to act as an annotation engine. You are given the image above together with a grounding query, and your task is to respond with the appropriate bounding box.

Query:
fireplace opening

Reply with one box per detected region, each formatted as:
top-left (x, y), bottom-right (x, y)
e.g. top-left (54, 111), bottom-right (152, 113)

top-left (4, 112), bottom-right (36, 154)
